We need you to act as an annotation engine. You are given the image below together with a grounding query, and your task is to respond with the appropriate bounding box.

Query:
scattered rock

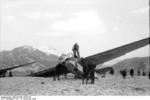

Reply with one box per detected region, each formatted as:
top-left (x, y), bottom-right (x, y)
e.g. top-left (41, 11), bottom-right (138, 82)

top-left (1, 76), bottom-right (150, 95)
top-left (132, 87), bottom-right (146, 92)
top-left (41, 82), bottom-right (45, 84)
top-left (75, 89), bottom-right (80, 92)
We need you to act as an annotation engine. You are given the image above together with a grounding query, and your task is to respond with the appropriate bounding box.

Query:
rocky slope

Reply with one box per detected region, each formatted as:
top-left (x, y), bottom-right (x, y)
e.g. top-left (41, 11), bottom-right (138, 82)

top-left (112, 57), bottom-right (150, 74)
top-left (0, 46), bottom-right (59, 76)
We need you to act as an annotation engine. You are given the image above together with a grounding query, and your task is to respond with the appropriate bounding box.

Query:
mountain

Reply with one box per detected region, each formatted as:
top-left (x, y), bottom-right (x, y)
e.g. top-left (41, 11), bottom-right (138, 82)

top-left (112, 57), bottom-right (150, 74)
top-left (0, 46), bottom-right (59, 70)
top-left (36, 46), bottom-right (61, 56)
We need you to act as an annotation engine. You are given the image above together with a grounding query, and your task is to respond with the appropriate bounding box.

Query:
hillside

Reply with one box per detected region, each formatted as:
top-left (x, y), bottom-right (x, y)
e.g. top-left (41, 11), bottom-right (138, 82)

top-left (112, 57), bottom-right (150, 74)
top-left (0, 46), bottom-right (59, 75)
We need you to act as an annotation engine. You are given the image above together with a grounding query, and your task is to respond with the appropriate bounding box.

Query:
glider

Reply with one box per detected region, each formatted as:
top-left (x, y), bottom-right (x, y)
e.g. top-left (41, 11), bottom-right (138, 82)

top-left (31, 37), bottom-right (150, 77)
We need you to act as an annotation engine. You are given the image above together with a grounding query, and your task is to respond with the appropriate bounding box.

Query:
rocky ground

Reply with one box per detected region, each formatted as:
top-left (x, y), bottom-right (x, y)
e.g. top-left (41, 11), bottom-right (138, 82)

top-left (0, 75), bottom-right (150, 96)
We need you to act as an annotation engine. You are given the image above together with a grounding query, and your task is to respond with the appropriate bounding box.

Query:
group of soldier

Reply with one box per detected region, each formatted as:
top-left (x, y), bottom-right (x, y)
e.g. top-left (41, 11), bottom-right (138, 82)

top-left (56, 43), bottom-right (95, 84)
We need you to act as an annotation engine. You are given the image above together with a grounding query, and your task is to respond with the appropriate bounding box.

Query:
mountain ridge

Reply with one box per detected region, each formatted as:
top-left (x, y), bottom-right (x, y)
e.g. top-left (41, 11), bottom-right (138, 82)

top-left (0, 45), bottom-right (59, 70)
top-left (112, 56), bottom-right (150, 74)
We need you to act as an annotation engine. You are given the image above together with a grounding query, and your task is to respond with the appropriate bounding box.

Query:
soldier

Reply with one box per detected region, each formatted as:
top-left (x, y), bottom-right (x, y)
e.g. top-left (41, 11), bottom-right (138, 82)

top-left (72, 43), bottom-right (80, 73)
top-left (8, 70), bottom-right (12, 77)
top-left (72, 43), bottom-right (80, 61)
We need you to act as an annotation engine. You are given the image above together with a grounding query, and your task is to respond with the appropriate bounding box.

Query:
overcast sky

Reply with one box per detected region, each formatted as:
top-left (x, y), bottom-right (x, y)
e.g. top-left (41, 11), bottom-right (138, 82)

top-left (0, 0), bottom-right (149, 60)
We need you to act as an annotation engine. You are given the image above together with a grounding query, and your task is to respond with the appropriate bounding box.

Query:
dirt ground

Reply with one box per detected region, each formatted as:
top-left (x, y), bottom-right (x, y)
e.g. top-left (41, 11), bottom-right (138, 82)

top-left (0, 75), bottom-right (150, 96)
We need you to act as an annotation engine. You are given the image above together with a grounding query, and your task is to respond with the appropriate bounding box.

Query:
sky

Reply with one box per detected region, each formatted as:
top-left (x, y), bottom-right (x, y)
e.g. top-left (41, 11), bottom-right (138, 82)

top-left (0, 0), bottom-right (149, 62)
